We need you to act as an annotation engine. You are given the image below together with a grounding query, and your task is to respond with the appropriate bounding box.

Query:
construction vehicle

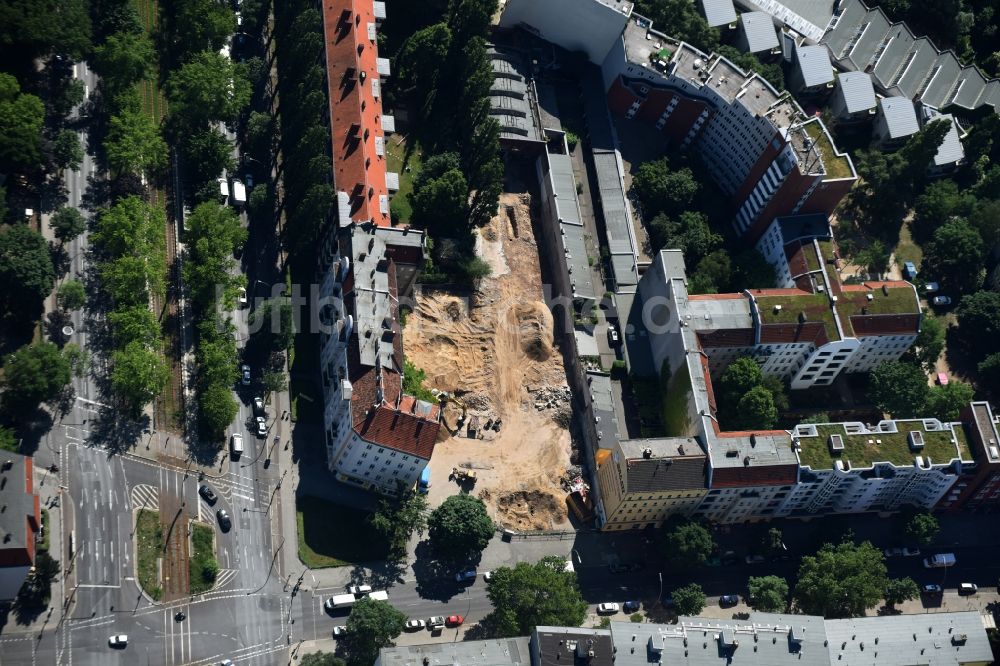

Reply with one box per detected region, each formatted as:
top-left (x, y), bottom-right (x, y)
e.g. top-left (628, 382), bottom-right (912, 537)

top-left (450, 467), bottom-right (477, 485)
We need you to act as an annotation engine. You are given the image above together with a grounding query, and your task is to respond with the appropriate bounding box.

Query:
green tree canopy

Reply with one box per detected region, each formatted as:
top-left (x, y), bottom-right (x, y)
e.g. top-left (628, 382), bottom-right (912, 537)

top-left (0, 0), bottom-right (92, 59)
top-left (0, 73), bottom-right (44, 170)
top-left (300, 652), bottom-right (345, 666)
top-left (106, 104), bottom-right (168, 178)
top-left (732, 248), bottom-right (777, 289)
top-left (343, 597), bottom-right (406, 666)
top-left (410, 152), bottom-right (469, 234)
top-left (660, 515), bottom-right (714, 568)
top-left (395, 23), bottom-right (452, 126)
top-left (0, 223), bottom-right (55, 316)
top-left (924, 381), bottom-right (975, 421)
top-left (910, 314), bottom-right (945, 372)
top-left (370, 483), bottom-right (428, 560)
top-left (648, 210), bottom-right (721, 261)
top-left (50, 207), bottom-right (86, 244)
top-left (671, 582), bottom-right (707, 616)
top-left (108, 305), bottom-right (159, 347)
top-left (634, 0), bottom-right (719, 52)
top-left (161, 0), bottom-right (235, 65)
top-left (688, 249), bottom-right (732, 294)
top-left (912, 179), bottom-right (975, 243)
top-left (1, 342), bottom-right (72, 415)
top-left (747, 575), bottom-right (789, 612)
top-left (94, 31), bottom-right (155, 99)
top-left (52, 129), bottom-right (83, 171)
top-left (485, 556), bottom-right (587, 637)
top-left (718, 357), bottom-right (764, 404)
top-left (0, 425), bottom-right (17, 452)
top-left (198, 382), bottom-right (238, 439)
top-left (631, 158), bottom-right (699, 220)
top-left (922, 219), bottom-right (985, 295)
top-left (902, 508), bottom-right (940, 546)
top-left (179, 127), bottom-right (235, 200)
top-left (249, 298), bottom-right (295, 351)
top-left (110, 341), bottom-right (169, 414)
top-left (956, 291), bottom-right (1000, 362)
top-left (794, 541), bottom-right (888, 617)
top-left (57, 279), bottom-right (86, 310)
top-left (182, 202), bottom-right (246, 306)
top-left (166, 50), bottom-right (251, 129)
top-left (427, 493), bottom-right (494, 558)
top-left (978, 352), bottom-right (1000, 395)
top-left (868, 361), bottom-right (929, 418)
top-left (736, 385), bottom-right (778, 429)
top-left (883, 577), bottom-right (919, 609)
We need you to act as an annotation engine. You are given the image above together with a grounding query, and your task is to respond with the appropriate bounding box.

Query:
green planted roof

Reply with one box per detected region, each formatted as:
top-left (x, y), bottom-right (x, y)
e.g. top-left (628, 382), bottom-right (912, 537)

top-left (797, 422), bottom-right (967, 470)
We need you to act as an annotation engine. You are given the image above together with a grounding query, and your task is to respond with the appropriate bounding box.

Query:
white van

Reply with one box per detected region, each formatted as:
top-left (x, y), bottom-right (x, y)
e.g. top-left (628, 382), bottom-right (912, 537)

top-left (230, 433), bottom-right (244, 457)
top-left (923, 553), bottom-right (956, 568)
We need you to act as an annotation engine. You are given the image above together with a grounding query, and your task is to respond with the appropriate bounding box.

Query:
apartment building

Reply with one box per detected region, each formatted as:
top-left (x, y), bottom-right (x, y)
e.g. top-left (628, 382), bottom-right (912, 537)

top-left (596, 437), bottom-right (708, 530)
top-left (939, 402), bottom-right (1000, 513)
top-left (0, 453), bottom-right (40, 600)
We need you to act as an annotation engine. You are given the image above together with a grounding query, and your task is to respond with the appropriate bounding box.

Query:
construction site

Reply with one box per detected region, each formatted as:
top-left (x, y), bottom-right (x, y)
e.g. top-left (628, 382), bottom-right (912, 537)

top-left (404, 193), bottom-right (583, 531)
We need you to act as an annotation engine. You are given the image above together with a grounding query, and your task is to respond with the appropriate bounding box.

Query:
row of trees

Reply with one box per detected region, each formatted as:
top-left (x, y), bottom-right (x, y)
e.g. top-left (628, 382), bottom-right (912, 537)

top-left (91, 196), bottom-right (170, 414)
top-left (868, 359), bottom-right (974, 420)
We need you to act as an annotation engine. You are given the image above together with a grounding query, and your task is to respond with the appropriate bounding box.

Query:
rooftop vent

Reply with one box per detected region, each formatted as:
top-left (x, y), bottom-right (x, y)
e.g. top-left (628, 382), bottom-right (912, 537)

top-left (726, 449), bottom-right (739, 458)
top-left (829, 434), bottom-right (844, 452)
top-left (643, 448), bottom-right (653, 459)
top-left (773, 304), bottom-right (783, 313)
top-left (908, 431), bottom-right (925, 450)
top-left (798, 311), bottom-right (808, 324)
top-left (866, 293), bottom-right (874, 301)
top-left (882, 284), bottom-right (890, 296)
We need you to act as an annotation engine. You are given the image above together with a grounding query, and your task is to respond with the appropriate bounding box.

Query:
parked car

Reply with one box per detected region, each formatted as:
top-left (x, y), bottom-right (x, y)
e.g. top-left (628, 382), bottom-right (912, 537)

top-left (597, 603), bottom-right (620, 614)
top-left (959, 583), bottom-right (978, 595)
top-left (622, 600), bottom-right (640, 613)
top-left (240, 364), bottom-right (251, 386)
top-left (482, 571), bottom-right (492, 582)
top-left (883, 547), bottom-right (904, 558)
top-left (921, 583), bottom-right (943, 595)
top-left (347, 584), bottom-right (372, 596)
top-left (253, 396), bottom-right (266, 416)
top-left (332, 626), bottom-right (348, 637)
top-left (607, 324), bottom-right (620, 346)
top-left (445, 615), bottom-right (464, 627)
top-left (455, 567), bottom-right (477, 583)
top-left (237, 286), bottom-right (248, 308)
top-left (217, 509), bottom-right (232, 532)
top-left (936, 372), bottom-right (950, 386)
top-left (932, 295), bottom-right (952, 306)
top-left (902, 547), bottom-right (922, 557)
top-left (198, 484), bottom-right (218, 504)
top-left (254, 416), bottom-right (267, 437)
top-left (903, 261), bottom-right (918, 280)
top-left (405, 619), bottom-right (426, 631)
top-left (925, 281), bottom-right (940, 293)
top-left (108, 635), bottom-right (128, 648)
top-left (719, 594), bottom-right (739, 607)
top-left (744, 554), bottom-right (766, 565)
top-left (427, 616), bottom-right (446, 629)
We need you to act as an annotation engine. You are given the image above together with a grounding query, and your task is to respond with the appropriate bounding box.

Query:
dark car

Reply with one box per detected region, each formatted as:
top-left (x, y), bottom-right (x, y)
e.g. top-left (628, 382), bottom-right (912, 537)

top-left (622, 600), bottom-right (640, 613)
top-left (719, 594), bottom-right (739, 607)
top-left (217, 509), bottom-right (232, 532)
top-left (921, 583), bottom-right (943, 595)
top-left (199, 484), bottom-right (218, 504)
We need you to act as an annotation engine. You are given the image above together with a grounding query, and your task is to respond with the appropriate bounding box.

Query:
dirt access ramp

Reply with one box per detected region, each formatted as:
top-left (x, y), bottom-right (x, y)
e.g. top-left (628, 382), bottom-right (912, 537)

top-left (404, 193), bottom-right (575, 531)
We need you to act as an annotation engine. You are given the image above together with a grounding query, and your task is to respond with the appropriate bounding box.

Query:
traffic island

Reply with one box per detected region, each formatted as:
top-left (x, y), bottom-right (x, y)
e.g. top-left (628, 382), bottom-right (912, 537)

top-left (135, 508), bottom-right (164, 601)
top-left (188, 522), bottom-right (218, 594)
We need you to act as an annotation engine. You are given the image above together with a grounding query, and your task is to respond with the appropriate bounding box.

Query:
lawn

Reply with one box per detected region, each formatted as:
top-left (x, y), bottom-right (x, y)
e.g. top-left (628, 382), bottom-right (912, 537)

top-left (663, 365), bottom-right (693, 437)
top-left (39, 509), bottom-right (49, 554)
top-left (385, 135), bottom-right (422, 224)
top-left (755, 292), bottom-right (841, 342)
top-left (296, 496), bottom-right (389, 568)
top-left (189, 523), bottom-right (218, 595)
top-left (797, 422), bottom-right (965, 470)
top-left (893, 222), bottom-right (923, 269)
top-left (804, 121), bottom-right (853, 180)
top-left (136, 509), bottom-right (164, 600)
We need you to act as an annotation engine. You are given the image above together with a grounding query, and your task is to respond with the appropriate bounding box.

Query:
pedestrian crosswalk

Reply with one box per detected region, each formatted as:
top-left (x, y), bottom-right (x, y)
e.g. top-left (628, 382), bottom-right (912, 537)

top-left (131, 483), bottom-right (159, 510)
top-left (213, 568), bottom-right (239, 591)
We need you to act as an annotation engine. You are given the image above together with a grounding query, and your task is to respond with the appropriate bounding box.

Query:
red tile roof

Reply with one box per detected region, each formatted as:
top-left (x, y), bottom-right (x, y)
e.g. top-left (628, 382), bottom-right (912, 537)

top-left (697, 328), bottom-right (755, 348)
top-left (355, 403), bottom-right (439, 460)
top-left (322, 0), bottom-right (390, 226)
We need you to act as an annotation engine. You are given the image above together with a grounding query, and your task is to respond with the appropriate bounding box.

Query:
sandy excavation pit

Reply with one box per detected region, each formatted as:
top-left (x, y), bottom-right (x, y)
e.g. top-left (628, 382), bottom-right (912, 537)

top-left (404, 193), bottom-right (575, 531)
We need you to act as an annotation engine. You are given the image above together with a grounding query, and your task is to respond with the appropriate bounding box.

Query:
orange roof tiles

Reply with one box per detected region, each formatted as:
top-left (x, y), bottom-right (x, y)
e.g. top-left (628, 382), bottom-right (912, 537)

top-left (322, 0), bottom-right (390, 227)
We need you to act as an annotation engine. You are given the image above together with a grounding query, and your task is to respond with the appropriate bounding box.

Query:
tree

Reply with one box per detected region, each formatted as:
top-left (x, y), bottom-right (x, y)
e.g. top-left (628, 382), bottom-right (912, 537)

top-left (736, 385), bottom-right (778, 429)
top-left (868, 361), bottom-right (929, 418)
top-left (93, 31), bottom-right (155, 99)
top-left (250, 298), bottom-right (295, 351)
top-left (370, 483), bottom-right (428, 559)
top-left (183, 202), bottom-right (246, 306)
top-left (718, 357), bottom-right (764, 405)
top-left (688, 249), bottom-right (732, 294)
top-left (395, 23), bottom-right (452, 125)
top-left (897, 119), bottom-right (952, 192)
top-left (178, 127), bottom-right (235, 198)
top-left (0, 72), bottom-right (45, 170)
top-left (161, 0), bottom-right (235, 64)
top-left (57, 279), bottom-right (86, 310)
top-left (0, 425), bottom-right (17, 452)
top-left (853, 239), bottom-right (890, 276)
top-left (968, 198), bottom-right (1000, 254)
top-left (108, 305), bottom-right (159, 346)
top-left (912, 179), bottom-right (975, 243)
top-left (485, 556), bottom-right (587, 637)
top-left (635, 0), bottom-right (720, 53)
top-left (300, 653), bottom-right (345, 666)
top-left (660, 515), bottom-right (714, 568)
top-left (262, 370), bottom-right (287, 396)
top-left (461, 256), bottom-right (492, 283)
top-left (902, 508), bottom-right (939, 546)
top-left (732, 248), bottom-right (776, 289)
top-left (671, 583), bottom-right (706, 616)
top-left (110, 341), bottom-right (169, 414)
top-left (427, 494), bottom-right (494, 558)
top-left (883, 577), bottom-right (919, 610)
top-left (762, 374), bottom-right (789, 413)
top-left (747, 575), bottom-right (789, 612)
top-left (409, 152), bottom-right (469, 234)
top-left (911, 314), bottom-right (945, 372)
top-left (631, 158), bottom-right (698, 220)
top-left (957, 291), bottom-right (1000, 362)
top-left (199, 382), bottom-right (238, 438)
top-left (106, 105), bottom-right (168, 178)
top-left (794, 540), bottom-right (888, 617)
top-left (50, 207), bottom-right (86, 243)
top-left (922, 219), bottom-right (985, 295)
top-left (0, 0), bottom-right (91, 59)
top-left (924, 381), bottom-right (975, 421)
top-left (648, 211), bottom-right (721, 261)
top-left (760, 527), bottom-right (786, 557)
top-left (1, 342), bottom-right (71, 415)
top-left (0, 223), bottom-right (55, 316)
top-left (52, 129), bottom-right (83, 170)
top-left (165, 51), bottom-right (251, 128)
top-left (978, 352), bottom-right (1000, 395)
top-left (342, 597), bottom-right (406, 666)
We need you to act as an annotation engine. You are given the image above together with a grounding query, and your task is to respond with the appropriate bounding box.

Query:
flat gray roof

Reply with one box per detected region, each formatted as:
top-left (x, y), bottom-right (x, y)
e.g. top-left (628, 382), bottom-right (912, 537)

top-left (825, 612), bottom-right (993, 666)
top-left (548, 150), bottom-right (596, 300)
top-left (796, 45), bottom-right (833, 88)
top-left (377, 638), bottom-right (531, 666)
top-left (741, 11), bottom-right (780, 53)
top-left (700, 0), bottom-right (736, 27)
top-left (837, 71), bottom-right (876, 112)
top-left (589, 371), bottom-right (623, 447)
top-left (927, 113), bottom-right (965, 167)
top-left (710, 432), bottom-right (797, 469)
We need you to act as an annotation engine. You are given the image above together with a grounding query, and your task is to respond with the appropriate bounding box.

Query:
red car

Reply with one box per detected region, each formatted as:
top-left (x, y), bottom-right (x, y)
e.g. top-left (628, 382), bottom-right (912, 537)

top-left (445, 615), bottom-right (464, 627)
